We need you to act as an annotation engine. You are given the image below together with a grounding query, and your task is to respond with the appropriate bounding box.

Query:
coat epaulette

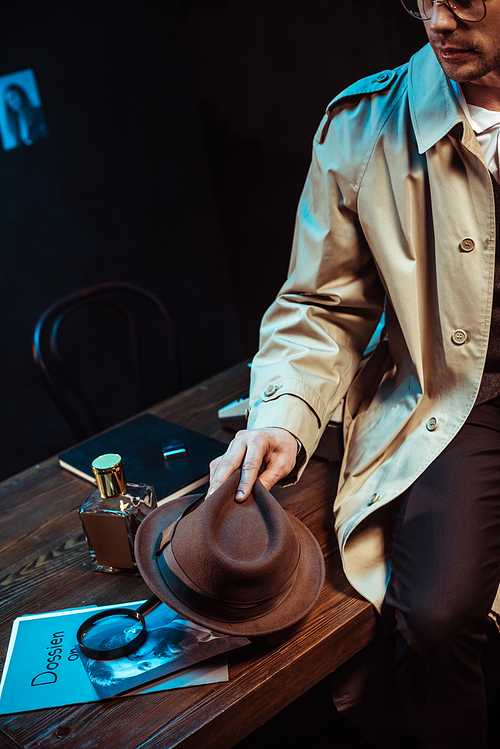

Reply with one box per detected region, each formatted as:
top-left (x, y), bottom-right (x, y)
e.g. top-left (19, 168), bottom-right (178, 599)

top-left (318, 69), bottom-right (398, 144)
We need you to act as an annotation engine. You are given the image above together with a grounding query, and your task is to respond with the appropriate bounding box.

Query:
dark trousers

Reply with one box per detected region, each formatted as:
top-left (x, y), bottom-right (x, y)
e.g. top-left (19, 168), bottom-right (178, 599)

top-left (383, 398), bottom-right (500, 748)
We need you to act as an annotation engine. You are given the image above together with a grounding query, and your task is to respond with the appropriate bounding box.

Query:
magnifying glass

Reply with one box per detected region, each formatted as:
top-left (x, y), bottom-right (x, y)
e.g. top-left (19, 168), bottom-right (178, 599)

top-left (77, 595), bottom-right (161, 660)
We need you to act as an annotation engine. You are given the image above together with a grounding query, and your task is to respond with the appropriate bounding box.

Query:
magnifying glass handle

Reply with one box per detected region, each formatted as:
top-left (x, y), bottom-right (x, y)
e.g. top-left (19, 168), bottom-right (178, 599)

top-left (136, 594), bottom-right (161, 617)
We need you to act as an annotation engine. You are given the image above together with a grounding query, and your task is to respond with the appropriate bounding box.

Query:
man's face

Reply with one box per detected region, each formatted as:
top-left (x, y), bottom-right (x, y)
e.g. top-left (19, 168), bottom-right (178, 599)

top-left (104, 654), bottom-right (169, 682)
top-left (423, 1), bottom-right (500, 83)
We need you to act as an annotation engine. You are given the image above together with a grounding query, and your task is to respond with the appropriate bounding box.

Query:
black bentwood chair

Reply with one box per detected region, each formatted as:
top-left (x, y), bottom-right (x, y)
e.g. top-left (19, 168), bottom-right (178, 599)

top-left (33, 282), bottom-right (181, 443)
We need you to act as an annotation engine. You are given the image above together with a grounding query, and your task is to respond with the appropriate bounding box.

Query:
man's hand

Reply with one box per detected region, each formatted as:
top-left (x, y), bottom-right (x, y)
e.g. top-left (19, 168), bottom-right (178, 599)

top-left (207, 427), bottom-right (298, 502)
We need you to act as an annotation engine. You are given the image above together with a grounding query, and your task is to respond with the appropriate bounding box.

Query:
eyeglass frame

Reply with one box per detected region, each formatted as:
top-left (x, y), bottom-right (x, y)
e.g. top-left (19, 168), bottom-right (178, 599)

top-left (400, 0), bottom-right (488, 23)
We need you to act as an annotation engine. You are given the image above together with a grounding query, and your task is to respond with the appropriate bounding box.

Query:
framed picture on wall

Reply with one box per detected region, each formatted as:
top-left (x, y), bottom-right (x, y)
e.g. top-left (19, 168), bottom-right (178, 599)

top-left (0, 68), bottom-right (48, 151)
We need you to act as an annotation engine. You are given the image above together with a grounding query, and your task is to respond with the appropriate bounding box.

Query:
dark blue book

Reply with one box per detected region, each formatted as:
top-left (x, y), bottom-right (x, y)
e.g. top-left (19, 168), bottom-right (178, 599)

top-left (58, 413), bottom-right (226, 503)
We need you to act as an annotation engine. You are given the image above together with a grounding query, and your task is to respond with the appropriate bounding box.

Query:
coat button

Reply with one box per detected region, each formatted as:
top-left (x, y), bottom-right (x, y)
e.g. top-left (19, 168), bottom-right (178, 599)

top-left (427, 417), bottom-right (439, 432)
top-left (452, 329), bottom-right (468, 345)
top-left (265, 385), bottom-right (278, 397)
top-left (459, 238), bottom-right (475, 252)
top-left (368, 493), bottom-right (381, 506)
top-left (376, 72), bottom-right (389, 83)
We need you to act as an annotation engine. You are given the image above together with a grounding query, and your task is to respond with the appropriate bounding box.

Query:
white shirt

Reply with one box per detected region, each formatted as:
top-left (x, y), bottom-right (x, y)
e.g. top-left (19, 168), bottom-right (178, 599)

top-left (451, 79), bottom-right (500, 182)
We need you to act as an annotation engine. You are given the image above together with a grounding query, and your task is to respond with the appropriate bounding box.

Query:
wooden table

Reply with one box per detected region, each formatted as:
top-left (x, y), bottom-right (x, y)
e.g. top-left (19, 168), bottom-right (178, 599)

top-left (0, 361), bottom-right (377, 749)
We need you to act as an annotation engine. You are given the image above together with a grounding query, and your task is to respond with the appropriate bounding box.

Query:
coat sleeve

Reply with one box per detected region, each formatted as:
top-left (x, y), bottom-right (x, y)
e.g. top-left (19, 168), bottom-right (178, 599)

top-left (247, 111), bottom-right (386, 478)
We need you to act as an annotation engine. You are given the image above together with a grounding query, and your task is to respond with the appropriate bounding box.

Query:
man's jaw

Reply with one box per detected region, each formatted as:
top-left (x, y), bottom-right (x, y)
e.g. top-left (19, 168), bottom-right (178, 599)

top-left (428, 35), bottom-right (483, 80)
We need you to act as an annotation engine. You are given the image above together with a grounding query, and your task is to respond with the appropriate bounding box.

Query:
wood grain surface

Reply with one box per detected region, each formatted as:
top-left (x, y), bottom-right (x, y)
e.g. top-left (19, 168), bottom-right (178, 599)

top-left (0, 361), bottom-right (377, 749)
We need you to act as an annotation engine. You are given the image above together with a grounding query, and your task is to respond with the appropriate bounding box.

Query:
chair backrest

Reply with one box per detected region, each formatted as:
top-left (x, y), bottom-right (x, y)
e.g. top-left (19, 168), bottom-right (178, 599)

top-left (33, 282), bottom-right (181, 443)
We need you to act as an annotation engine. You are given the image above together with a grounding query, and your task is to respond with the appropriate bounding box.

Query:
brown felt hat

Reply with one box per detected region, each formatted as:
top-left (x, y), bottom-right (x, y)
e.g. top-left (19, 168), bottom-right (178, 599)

top-left (134, 471), bottom-right (325, 636)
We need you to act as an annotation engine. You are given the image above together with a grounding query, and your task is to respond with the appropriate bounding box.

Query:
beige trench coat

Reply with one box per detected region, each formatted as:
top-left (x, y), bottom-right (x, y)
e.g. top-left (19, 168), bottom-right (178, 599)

top-left (247, 43), bottom-right (499, 611)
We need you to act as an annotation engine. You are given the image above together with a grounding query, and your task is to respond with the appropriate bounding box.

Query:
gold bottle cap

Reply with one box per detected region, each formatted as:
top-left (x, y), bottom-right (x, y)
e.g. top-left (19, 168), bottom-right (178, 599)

top-left (91, 453), bottom-right (127, 498)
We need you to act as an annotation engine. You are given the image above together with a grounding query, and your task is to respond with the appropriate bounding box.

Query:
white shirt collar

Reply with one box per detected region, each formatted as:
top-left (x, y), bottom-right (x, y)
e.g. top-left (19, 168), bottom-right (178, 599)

top-left (450, 79), bottom-right (500, 181)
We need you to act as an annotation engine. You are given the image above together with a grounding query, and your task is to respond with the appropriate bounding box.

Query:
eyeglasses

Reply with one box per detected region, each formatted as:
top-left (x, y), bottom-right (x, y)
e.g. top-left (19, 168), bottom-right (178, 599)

top-left (400, 0), bottom-right (487, 22)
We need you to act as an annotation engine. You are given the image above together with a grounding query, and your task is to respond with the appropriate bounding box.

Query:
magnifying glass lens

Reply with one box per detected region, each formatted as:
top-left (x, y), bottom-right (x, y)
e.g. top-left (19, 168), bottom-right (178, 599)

top-left (77, 608), bottom-right (147, 660)
top-left (81, 614), bottom-right (140, 650)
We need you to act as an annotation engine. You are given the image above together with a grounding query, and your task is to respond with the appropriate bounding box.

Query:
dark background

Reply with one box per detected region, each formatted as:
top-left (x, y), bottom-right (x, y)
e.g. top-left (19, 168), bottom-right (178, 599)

top-left (0, 0), bottom-right (426, 481)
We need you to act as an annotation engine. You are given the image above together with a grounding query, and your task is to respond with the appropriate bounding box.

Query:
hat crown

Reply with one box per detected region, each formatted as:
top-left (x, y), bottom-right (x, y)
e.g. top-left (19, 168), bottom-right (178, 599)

top-left (171, 473), bottom-right (300, 603)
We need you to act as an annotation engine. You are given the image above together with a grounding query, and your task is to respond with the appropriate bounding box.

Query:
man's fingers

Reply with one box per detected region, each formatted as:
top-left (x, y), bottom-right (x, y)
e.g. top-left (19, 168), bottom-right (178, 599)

top-left (257, 449), bottom-right (297, 492)
top-left (209, 447), bottom-right (262, 502)
top-left (207, 427), bottom-right (299, 502)
top-left (234, 460), bottom-right (262, 502)
top-left (229, 432), bottom-right (272, 501)
top-left (207, 436), bottom-right (250, 497)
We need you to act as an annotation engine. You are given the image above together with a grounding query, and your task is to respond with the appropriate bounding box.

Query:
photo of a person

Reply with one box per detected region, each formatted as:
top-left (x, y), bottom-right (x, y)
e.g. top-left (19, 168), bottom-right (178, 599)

top-left (86, 620), bottom-right (223, 686)
top-left (79, 605), bottom-right (248, 699)
top-left (0, 69), bottom-right (48, 151)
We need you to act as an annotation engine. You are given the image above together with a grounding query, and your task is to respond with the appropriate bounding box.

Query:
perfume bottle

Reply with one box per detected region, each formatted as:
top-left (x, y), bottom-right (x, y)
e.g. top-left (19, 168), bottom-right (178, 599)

top-left (79, 453), bottom-right (157, 573)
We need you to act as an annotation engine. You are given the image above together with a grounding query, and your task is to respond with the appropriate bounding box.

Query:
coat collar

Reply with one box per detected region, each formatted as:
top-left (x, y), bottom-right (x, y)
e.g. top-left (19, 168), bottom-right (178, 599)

top-left (408, 43), bottom-right (465, 154)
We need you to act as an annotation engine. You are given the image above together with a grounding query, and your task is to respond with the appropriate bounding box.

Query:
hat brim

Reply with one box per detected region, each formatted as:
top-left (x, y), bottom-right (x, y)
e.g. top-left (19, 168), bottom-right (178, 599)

top-left (135, 495), bottom-right (325, 637)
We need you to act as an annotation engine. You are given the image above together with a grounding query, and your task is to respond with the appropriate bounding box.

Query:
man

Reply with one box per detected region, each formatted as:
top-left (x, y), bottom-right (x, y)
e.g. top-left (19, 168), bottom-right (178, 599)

top-left (208, 1), bottom-right (500, 746)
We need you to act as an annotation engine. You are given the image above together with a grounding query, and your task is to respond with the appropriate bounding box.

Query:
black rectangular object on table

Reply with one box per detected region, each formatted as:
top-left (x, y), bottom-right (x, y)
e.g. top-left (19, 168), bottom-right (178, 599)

top-left (58, 413), bottom-right (226, 503)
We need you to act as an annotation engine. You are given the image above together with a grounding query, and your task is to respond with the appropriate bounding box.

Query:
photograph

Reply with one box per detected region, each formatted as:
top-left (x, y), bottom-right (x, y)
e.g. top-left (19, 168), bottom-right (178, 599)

top-left (79, 603), bottom-right (249, 699)
top-left (0, 68), bottom-right (48, 150)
